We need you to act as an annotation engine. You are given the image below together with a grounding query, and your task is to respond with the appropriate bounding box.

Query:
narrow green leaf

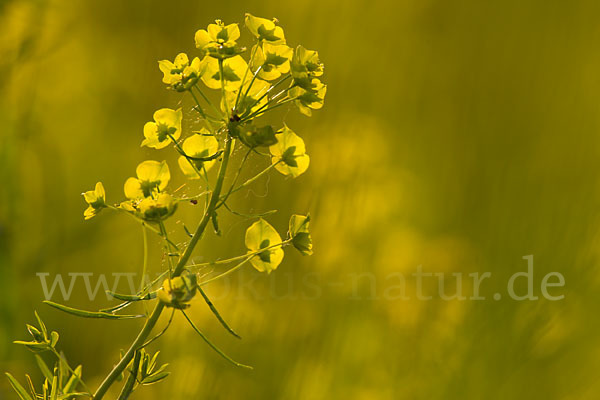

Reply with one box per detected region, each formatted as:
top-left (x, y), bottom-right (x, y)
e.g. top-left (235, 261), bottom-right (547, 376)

top-left (35, 355), bottom-right (53, 382)
top-left (106, 291), bottom-right (156, 302)
top-left (58, 393), bottom-right (89, 399)
top-left (140, 371), bottom-right (170, 385)
top-left (5, 373), bottom-right (33, 400)
top-left (25, 375), bottom-right (37, 400)
top-left (13, 340), bottom-right (49, 352)
top-left (50, 331), bottom-right (59, 348)
top-left (44, 301), bottom-right (145, 320)
top-left (181, 310), bottom-right (253, 369)
top-left (50, 367), bottom-right (58, 400)
top-left (35, 311), bottom-right (48, 339)
top-left (62, 365), bottom-right (82, 393)
top-left (198, 287), bottom-right (241, 339)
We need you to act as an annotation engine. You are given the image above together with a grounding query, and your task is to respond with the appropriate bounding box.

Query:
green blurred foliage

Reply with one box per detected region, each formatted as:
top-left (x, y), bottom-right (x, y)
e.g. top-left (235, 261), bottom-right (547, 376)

top-left (2, 0), bottom-right (600, 398)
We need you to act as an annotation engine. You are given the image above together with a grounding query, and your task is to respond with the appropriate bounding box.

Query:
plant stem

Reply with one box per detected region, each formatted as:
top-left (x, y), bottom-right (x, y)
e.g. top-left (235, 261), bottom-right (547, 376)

top-left (216, 161), bottom-right (281, 209)
top-left (235, 41), bottom-right (261, 111)
top-left (117, 350), bottom-right (141, 400)
top-left (219, 60), bottom-right (230, 119)
top-left (93, 138), bottom-right (234, 399)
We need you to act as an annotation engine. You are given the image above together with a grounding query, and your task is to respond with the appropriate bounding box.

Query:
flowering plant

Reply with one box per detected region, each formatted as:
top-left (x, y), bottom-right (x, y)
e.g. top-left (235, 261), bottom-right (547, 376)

top-left (6, 13), bottom-right (325, 400)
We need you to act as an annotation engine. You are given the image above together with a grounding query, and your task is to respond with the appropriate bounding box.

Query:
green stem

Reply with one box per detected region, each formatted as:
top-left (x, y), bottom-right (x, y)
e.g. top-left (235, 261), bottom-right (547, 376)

top-left (241, 97), bottom-right (294, 123)
top-left (50, 348), bottom-right (93, 396)
top-left (189, 88), bottom-right (222, 125)
top-left (216, 161), bottom-right (281, 209)
top-left (187, 240), bottom-right (290, 272)
top-left (219, 60), bottom-right (230, 119)
top-left (93, 138), bottom-right (234, 399)
top-left (235, 41), bottom-right (261, 111)
top-left (139, 226), bottom-right (148, 293)
top-left (106, 205), bottom-right (179, 251)
top-left (243, 74), bottom-right (291, 116)
top-left (117, 350), bottom-right (141, 400)
top-left (167, 133), bottom-right (210, 189)
top-left (139, 308), bottom-right (175, 349)
top-left (193, 84), bottom-right (224, 121)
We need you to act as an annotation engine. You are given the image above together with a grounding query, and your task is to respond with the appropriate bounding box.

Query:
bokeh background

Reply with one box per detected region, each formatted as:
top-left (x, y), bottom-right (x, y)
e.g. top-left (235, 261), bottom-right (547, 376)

top-left (2, 0), bottom-right (600, 398)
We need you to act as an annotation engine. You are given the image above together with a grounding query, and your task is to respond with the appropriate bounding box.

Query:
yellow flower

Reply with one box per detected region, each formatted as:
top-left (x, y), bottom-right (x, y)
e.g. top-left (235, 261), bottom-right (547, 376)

top-left (82, 182), bottom-right (106, 220)
top-left (195, 20), bottom-right (242, 59)
top-left (124, 160), bottom-right (170, 199)
top-left (227, 77), bottom-right (270, 116)
top-left (141, 108), bottom-right (182, 149)
top-left (157, 273), bottom-right (197, 309)
top-left (158, 53), bottom-right (205, 92)
top-left (290, 45), bottom-right (324, 90)
top-left (137, 193), bottom-right (177, 222)
top-left (269, 125), bottom-right (310, 177)
top-left (177, 129), bottom-right (219, 179)
top-left (289, 81), bottom-right (327, 117)
top-left (244, 13), bottom-right (286, 44)
top-left (253, 43), bottom-right (293, 81)
top-left (200, 55), bottom-right (248, 91)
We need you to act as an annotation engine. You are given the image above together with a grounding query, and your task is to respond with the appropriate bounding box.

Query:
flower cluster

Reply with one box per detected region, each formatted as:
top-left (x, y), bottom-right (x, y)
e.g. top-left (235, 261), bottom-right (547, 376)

top-left (82, 13), bottom-right (326, 227)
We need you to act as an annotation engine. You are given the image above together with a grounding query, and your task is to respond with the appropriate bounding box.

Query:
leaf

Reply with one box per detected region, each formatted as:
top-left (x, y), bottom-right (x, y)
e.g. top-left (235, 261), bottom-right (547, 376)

top-left (44, 301), bottom-right (145, 320)
top-left (35, 311), bottom-right (48, 339)
top-left (58, 393), bottom-right (89, 399)
top-left (245, 219), bottom-right (284, 273)
top-left (25, 375), bottom-right (37, 399)
top-left (50, 367), bottom-right (58, 400)
top-left (35, 355), bottom-right (53, 382)
top-left (62, 365), bottom-right (82, 394)
top-left (140, 370), bottom-right (170, 385)
top-left (106, 291), bottom-right (156, 302)
top-left (50, 331), bottom-right (59, 348)
top-left (5, 373), bottom-right (33, 400)
top-left (13, 340), bottom-right (50, 353)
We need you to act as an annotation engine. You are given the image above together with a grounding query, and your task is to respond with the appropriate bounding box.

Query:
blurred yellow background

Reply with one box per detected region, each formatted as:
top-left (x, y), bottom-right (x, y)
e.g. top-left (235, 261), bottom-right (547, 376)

top-left (2, 0), bottom-right (600, 399)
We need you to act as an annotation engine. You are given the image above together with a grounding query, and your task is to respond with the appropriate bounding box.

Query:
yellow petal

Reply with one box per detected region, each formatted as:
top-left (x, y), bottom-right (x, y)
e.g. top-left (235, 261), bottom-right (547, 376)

top-left (124, 177), bottom-right (143, 200)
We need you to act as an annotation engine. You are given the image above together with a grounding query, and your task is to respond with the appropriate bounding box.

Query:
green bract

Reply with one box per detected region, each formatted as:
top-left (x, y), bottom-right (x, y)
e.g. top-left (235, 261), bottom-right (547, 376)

top-left (178, 129), bottom-right (220, 179)
top-left (288, 214), bottom-right (313, 255)
top-left (239, 124), bottom-right (277, 148)
top-left (269, 125), bottom-right (310, 177)
top-left (245, 219), bottom-right (284, 273)
top-left (142, 108), bottom-right (182, 149)
top-left (244, 13), bottom-right (285, 44)
top-left (82, 182), bottom-right (106, 220)
top-left (195, 20), bottom-right (244, 59)
top-left (158, 53), bottom-right (205, 92)
top-left (124, 160), bottom-right (170, 199)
